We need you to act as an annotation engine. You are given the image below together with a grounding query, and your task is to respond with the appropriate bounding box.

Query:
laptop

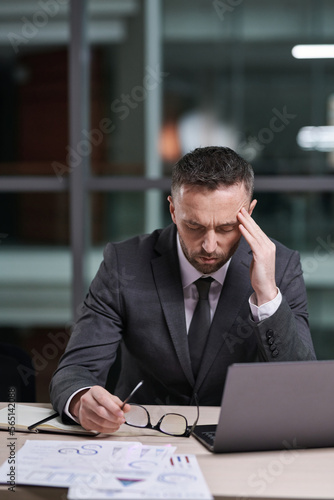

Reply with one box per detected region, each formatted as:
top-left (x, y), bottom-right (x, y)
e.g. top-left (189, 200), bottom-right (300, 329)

top-left (192, 360), bottom-right (334, 453)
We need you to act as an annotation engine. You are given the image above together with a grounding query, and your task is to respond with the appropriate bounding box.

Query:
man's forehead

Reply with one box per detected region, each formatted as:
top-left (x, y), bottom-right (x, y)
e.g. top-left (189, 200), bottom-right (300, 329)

top-left (175, 184), bottom-right (251, 221)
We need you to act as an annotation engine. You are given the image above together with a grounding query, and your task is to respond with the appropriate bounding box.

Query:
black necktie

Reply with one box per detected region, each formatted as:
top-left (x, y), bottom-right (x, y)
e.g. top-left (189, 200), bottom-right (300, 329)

top-left (188, 277), bottom-right (214, 378)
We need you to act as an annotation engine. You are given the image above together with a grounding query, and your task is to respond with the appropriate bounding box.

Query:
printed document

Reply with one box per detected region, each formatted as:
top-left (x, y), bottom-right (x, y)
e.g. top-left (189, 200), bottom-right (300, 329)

top-left (0, 439), bottom-right (175, 489)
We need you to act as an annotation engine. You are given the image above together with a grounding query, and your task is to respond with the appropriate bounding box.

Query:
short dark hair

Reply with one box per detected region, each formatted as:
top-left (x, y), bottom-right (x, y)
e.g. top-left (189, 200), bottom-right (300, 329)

top-left (171, 146), bottom-right (254, 198)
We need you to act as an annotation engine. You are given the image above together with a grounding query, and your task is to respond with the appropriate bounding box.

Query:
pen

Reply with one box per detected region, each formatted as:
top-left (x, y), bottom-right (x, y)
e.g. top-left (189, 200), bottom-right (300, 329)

top-left (27, 412), bottom-right (60, 432)
top-left (121, 380), bottom-right (144, 409)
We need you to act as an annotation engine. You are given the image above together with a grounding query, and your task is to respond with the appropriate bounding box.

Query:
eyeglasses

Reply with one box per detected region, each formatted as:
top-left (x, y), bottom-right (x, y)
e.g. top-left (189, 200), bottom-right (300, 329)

top-left (124, 401), bottom-right (199, 438)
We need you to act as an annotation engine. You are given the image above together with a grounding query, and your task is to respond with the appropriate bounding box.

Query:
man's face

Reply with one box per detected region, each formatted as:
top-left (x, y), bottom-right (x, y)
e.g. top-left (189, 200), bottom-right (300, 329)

top-left (168, 184), bottom-right (256, 274)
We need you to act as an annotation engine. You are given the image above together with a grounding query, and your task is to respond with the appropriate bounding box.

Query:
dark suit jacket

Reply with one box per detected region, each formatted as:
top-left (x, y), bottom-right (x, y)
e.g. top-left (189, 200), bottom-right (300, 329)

top-left (50, 224), bottom-right (316, 418)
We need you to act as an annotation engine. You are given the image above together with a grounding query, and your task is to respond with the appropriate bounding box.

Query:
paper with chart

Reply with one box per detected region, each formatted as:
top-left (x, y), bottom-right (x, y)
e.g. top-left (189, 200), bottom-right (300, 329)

top-left (68, 453), bottom-right (213, 499)
top-left (0, 439), bottom-right (175, 489)
top-left (144, 454), bottom-right (213, 499)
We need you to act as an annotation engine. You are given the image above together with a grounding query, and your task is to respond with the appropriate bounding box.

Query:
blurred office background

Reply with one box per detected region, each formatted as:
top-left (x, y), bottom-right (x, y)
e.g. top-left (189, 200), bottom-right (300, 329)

top-left (0, 0), bottom-right (334, 401)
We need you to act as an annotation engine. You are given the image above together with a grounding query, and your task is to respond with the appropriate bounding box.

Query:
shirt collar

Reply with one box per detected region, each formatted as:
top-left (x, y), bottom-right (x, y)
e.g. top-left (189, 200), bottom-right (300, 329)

top-left (176, 232), bottom-right (231, 288)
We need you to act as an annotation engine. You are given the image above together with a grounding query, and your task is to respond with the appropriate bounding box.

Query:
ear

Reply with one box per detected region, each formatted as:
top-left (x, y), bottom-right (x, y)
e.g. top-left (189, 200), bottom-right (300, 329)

top-left (167, 195), bottom-right (177, 224)
top-left (248, 199), bottom-right (257, 217)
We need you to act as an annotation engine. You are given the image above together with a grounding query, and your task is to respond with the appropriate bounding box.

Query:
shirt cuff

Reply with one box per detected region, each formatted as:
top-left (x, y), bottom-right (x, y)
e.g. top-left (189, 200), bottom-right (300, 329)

top-left (64, 386), bottom-right (92, 424)
top-left (249, 288), bottom-right (282, 322)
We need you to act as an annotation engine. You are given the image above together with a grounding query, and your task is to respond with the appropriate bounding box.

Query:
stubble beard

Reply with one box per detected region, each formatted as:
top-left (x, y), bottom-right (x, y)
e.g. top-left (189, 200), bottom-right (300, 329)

top-left (179, 234), bottom-right (241, 274)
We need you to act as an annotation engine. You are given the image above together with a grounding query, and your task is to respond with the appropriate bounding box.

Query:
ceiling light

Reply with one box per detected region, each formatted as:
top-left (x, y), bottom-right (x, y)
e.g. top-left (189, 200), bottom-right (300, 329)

top-left (292, 45), bottom-right (334, 59)
top-left (297, 126), bottom-right (334, 151)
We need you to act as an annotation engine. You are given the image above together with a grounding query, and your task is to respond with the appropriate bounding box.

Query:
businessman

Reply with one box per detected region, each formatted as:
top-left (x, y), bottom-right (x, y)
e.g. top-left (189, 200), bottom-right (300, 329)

top-left (50, 146), bottom-right (316, 433)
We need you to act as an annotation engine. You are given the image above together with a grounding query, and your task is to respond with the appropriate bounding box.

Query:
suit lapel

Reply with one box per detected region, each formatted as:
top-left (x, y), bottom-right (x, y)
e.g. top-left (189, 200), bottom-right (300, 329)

top-left (151, 225), bottom-right (195, 386)
top-left (194, 238), bottom-right (253, 390)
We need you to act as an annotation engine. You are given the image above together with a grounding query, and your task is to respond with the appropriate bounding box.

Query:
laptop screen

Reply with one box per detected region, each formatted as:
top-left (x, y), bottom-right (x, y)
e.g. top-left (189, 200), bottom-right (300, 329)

top-left (194, 360), bottom-right (334, 453)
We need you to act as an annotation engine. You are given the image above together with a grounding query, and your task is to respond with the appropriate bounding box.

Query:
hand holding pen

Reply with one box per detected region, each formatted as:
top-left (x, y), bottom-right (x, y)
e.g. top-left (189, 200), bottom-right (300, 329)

top-left (28, 381), bottom-right (144, 433)
top-left (68, 381), bottom-right (144, 434)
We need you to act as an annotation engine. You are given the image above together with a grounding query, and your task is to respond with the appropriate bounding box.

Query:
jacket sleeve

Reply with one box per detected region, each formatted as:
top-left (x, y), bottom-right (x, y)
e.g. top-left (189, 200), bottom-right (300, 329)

top-left (251, 249), bottom-right (316, 361)
top-left (49, 243), bottom-right (125, 420)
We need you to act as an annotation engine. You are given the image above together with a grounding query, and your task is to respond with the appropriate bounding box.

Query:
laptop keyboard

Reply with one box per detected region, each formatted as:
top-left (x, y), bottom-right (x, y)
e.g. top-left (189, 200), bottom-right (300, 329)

top-left (201, 430), bottom-right (216, 445)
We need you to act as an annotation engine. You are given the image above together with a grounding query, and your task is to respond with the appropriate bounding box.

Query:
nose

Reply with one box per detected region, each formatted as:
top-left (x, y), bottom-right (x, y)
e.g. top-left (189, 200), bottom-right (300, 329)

top-left (202, 230), bottom-right (217, 254)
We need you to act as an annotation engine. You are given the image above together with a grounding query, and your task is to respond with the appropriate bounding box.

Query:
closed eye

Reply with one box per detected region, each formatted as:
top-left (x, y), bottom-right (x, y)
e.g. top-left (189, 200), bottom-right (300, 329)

top-left (186, 224), bottom-right (203, 231)
top-left (217, 225), bottom-right (237, 233)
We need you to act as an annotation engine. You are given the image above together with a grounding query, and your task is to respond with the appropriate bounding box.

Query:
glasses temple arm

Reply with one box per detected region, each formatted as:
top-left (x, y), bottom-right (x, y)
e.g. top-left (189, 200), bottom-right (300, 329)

top-left (188, 393), bottom-right (200, 436)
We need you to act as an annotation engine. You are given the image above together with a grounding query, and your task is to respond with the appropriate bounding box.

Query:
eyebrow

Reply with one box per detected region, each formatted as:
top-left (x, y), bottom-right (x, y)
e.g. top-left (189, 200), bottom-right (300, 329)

top-left (185, 219), bottom-right (238, 228)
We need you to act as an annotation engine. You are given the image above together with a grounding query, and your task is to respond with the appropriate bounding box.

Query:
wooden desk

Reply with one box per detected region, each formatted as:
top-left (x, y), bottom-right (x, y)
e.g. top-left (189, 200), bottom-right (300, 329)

top-left (1, 403), bottom-right (334, 500)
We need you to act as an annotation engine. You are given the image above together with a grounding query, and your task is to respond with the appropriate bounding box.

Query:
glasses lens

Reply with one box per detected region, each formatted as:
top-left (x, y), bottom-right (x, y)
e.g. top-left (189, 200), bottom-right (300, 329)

top-left (160, 414), bottom-right (187, 436)
top-left (125, 405), bottom-right (149, 428)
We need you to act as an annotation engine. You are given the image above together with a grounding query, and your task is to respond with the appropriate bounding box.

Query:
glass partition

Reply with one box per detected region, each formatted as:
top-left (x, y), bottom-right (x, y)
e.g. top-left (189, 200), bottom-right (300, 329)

top-left (1, 0), bottom-right (334, 402)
